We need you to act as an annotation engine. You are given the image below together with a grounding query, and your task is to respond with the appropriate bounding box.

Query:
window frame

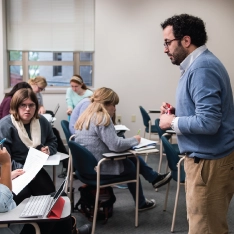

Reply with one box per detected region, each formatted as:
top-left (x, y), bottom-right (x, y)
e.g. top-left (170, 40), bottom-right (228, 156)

top-left (8, 51), bottom-right (94, 90)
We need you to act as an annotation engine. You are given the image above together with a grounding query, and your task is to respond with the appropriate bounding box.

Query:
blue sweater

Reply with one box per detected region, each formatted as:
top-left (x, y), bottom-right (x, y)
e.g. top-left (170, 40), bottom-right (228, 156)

top-left (176, 49), bottom-right (234, 159)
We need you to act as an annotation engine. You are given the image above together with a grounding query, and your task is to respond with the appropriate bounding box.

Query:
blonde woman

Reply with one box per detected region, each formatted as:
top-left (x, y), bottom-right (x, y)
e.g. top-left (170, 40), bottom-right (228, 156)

top-left (74, 87), bottom-right (172, 211)
top-left (28, 76), bottom-right (47, 114)
top-left (66, 75), bottom-right (93, 116)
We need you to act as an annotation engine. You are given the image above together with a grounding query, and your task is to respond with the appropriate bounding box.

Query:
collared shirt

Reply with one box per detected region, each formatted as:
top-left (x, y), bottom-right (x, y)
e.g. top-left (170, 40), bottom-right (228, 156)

top-left (174, 45), bottom-right (207, 134)
top-left (0, 184), bottom-right (23, 234)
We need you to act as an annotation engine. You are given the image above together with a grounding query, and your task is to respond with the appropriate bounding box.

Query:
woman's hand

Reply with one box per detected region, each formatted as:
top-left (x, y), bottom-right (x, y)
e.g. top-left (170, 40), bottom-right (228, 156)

top-left (38, 105), bottom-right (46, 114)
top-left (41, 146), bottom-right (50, 155)
top-left (134, 135), bottom-right (141, 143)
top-left (66, 108), bottom-right (73, 115)
top-left (11, 169), bottom-right (25, 180)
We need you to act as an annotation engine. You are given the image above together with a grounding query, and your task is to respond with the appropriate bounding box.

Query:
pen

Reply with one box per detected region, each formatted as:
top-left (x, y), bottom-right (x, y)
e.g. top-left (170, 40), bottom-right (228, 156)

top-left (0, 138), bottom-right (6, 145)
top-left (137, 129), bottom-right (141, 135)
top-left (0, 138), bottom-right (6, 150)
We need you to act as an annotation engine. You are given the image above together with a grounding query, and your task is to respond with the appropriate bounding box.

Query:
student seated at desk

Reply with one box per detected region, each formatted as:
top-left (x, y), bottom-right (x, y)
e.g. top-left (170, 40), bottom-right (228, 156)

top-left (0, 147), bottom-right (91, 234)
top-left (66, 75), bottom-right (93, 119)
top-left (74, 88), bottom-right (172, 211)
top-left (0, 88), bottom-right (57, 205)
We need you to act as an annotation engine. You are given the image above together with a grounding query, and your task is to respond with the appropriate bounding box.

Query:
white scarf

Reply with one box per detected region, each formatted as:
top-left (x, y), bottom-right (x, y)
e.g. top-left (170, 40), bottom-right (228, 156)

top-left (11, 114), bottom-right (41, 148)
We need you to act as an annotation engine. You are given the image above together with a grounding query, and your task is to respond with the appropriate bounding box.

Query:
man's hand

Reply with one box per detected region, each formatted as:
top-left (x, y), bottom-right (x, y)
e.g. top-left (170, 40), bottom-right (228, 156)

top-left (160, 114), bottom-right (175, 130)
top-left (160, 102), bottom-right (175, 115)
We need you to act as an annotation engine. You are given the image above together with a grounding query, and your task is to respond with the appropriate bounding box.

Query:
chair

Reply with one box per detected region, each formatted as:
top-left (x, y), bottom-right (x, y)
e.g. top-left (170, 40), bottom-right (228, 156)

top-left (61, 120), bottom-right (75, 199)
top-left (161, 134), bottom-right (186, 233)
top-left (139, 106), bottom-right (158, 140)
top-left (68, 140), bottom-right (139, 234)
top-left (154, 119), bottom-right (180, 174)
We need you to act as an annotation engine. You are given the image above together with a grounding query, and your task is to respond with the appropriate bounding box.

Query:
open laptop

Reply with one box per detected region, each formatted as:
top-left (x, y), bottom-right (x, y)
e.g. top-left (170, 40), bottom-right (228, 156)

top-left (20, 177), bottom-right (67, 218)
top-left (53, 103), bottom-right (60, 117)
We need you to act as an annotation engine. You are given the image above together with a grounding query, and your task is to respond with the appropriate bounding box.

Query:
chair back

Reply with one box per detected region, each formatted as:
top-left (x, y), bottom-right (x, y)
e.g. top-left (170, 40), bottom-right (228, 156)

top-left (61, 120), bottom-right (71, 144)
top-left (155, 119), bottom-right (166, 138)
top-left (68, 141), bottom-right (98, 177)
top-left (161, 134), bottom-right (185, 182)
top-left (139, 106), bottom-right (151, 127)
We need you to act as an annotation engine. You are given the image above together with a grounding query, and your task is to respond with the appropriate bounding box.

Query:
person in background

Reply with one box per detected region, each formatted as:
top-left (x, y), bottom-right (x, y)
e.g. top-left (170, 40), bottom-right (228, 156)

top-left (0, 82), bottom-right (32, 119)
top-left (159, 14), bottom-right (234, 234)
top-left (28, 76), bottom-right (68, 176)
top-left (74, 88), bottom-right (172, 211)
top-left (28, 76), bottom-right (47, 114)
top-left (0, 88), bottom-right (57, 205)
top-left (66, 75), bottom-right (93, 118)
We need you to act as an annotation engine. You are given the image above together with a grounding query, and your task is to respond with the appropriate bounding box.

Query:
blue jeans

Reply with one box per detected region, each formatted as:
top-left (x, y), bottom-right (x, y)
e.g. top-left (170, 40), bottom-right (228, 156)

top-left (121, 156), bottom-right (158, 207)
top-left (100, 156), bottom-right (158, 207)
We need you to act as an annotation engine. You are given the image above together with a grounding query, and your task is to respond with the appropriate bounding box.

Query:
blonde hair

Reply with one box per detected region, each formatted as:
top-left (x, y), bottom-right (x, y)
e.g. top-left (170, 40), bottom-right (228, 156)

top-left (28, 76), bottom-right (47, 89)
top-left (75, 87), bottom-right (119, 130)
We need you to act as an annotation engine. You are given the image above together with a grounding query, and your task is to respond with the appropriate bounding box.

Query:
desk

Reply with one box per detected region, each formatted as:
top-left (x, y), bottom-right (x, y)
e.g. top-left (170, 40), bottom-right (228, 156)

top-left (148, 109), bottom-right (160, 114)
top-left (0, 196), bottom-right (71, 234)
top-left (44, 152), bottom-right (69, 185)
top-left (166, 130), bottom-right (176, 134)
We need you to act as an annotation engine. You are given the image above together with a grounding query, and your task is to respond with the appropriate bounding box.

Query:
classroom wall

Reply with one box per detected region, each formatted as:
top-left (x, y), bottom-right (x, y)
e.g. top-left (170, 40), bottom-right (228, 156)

top-left (1, 0), bottom-right (234, 140)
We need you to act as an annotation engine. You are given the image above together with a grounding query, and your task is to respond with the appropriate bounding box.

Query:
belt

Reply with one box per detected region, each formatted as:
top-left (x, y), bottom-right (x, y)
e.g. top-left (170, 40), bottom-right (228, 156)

top-left (185, 153), bottom-right (200, 164)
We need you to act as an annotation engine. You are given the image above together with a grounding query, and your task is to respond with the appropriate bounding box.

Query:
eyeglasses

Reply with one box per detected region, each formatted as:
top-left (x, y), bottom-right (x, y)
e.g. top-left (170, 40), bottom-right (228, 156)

top-left (36, 84), bottom-right (45, 92)
top-left (164, 38), bottom-right (180, 48)
top-left (19, 103), bottom-right (36, 109)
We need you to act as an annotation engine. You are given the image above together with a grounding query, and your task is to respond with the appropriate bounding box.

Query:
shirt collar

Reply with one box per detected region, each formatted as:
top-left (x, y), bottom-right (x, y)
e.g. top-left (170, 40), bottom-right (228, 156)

top-left (180, 45), bottom-right (207, 76)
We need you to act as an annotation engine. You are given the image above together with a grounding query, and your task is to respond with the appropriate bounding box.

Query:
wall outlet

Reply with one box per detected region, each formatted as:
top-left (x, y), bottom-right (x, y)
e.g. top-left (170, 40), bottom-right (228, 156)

top-left (117, 115), bottom-right (121, 124)
top-left (131, 115), bottom-right (136, 122)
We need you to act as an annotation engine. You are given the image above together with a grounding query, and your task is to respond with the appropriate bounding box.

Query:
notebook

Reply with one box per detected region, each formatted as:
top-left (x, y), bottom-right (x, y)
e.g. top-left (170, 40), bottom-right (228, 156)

top-left (20, 177), bottom-right (67, 218)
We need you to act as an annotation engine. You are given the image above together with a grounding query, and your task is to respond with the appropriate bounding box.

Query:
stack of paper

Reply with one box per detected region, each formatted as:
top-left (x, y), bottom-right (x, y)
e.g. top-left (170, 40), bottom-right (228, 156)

top-left (132, 138), bottom-right (158, 151)
top-left (114, 125), bottom-right (130, 131)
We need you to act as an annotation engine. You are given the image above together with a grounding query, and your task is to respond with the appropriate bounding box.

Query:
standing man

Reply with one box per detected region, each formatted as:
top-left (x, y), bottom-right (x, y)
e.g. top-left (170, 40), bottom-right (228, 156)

top-left (159, 14), bottom-right (234, 234)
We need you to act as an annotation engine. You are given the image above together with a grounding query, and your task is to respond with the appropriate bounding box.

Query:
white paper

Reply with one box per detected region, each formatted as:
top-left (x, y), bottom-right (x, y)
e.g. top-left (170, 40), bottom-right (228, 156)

top-left (114, 125), bottom-right (130, 131)
top-left (44, 154), bottom-right (60, 165)
top-left (12, 147), bottom-right (49, 195)
top-left (132, 138), bottom-right (158, 149)
top-left (133, 145), bottom-right (156, 152)
top-left (42, 114), bottom-right (56, 123)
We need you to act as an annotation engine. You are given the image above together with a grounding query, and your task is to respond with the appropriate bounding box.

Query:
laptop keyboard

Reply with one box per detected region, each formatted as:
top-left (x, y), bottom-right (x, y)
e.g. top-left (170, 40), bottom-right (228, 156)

top-left (20, 195), bottom-right (52, 218)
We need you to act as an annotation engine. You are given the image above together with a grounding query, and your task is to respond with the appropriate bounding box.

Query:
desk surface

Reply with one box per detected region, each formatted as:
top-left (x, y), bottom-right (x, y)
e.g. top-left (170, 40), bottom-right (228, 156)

top-left (0, 197), bottom-right (71, 224)
top-left (166, 130), bottom-right (176, 134)
top-left (148, 109), bottom-right (160, 114)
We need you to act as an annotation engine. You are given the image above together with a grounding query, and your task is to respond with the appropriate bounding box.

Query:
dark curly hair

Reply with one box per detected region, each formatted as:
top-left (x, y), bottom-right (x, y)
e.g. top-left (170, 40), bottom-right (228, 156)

top-left (161, 14), bottom-right (208, 47)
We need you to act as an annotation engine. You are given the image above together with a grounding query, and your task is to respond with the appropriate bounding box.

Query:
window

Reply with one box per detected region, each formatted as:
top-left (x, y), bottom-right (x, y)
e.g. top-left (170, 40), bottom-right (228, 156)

top-left (8, 51), bottom-right (93, 87)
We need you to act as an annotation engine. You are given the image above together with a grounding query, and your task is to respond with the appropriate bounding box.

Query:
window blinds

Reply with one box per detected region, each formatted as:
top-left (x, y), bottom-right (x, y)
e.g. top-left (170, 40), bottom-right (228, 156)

top-left (6, 0), bottom-right (94, 51)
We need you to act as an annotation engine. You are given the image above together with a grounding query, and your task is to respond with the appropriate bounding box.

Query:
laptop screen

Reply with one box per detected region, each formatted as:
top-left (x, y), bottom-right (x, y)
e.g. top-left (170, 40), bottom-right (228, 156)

top-left (46, 177), bottom-right (67, 216)
top-left (53, 104), bottom-right (60, 116)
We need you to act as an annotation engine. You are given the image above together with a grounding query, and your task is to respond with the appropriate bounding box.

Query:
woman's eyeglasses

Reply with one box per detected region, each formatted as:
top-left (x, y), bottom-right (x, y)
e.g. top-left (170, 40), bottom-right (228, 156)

top-left (19, 104), bottom-right (36, 109)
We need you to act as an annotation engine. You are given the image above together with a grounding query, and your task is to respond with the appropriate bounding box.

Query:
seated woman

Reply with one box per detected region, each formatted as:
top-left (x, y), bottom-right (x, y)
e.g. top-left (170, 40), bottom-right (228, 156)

top-left (28, 76), bottom-right (47, 114)
top-left (0, 82), bottom-right (32, 120)
top-left (74, 87), bottom-right (172, 211)
top-left (0, 88), bottom-right (57, 205)
top-left (66, 75), bottom-right (93, 118)
top-left (0, 147), bottom-right (91, 234)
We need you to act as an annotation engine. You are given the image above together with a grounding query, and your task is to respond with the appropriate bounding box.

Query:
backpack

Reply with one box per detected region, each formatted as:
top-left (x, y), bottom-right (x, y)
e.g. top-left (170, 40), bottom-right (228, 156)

top-left (75, 185), bottom-right (116, 224)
